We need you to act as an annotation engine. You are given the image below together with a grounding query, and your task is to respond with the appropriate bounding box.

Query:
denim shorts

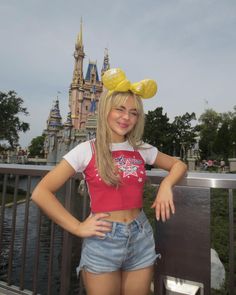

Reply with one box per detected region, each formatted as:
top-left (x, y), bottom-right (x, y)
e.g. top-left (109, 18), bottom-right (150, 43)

top-left (77, 210), bottom-right (159, 274)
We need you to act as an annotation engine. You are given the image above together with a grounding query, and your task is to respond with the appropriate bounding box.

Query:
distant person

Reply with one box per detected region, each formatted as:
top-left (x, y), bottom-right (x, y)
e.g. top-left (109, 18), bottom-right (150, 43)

top-left (220, 159), bottom-right (225, 172)
top-left (31, 68), bottom-right (187, 295)
top-left (207, 159), bottom-right (213, 167)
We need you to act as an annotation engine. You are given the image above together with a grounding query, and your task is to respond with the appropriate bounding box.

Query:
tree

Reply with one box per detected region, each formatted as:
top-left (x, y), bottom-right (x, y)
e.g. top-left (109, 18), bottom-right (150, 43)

top-left (171, 112), bottom-right (197, 158)
top-left (198, 109), bottom-right (221, 159)
top-left (0, 91), bottom-right (29, 148)
top-left (229, 116), bottom-right (236, 157)
top-left (28, 135), bottom-right (45, 157)
top-left (143, 107), bottom-right (172, 153)
top-left (223, 106), bottom-right (236, 157)
top-left (213, 121), bottom-right (230, 160)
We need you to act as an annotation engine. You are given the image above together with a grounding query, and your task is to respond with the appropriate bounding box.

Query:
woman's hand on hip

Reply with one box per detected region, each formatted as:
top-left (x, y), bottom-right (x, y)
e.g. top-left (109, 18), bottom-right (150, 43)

top-left (76, 213), bottom-right (112, 238)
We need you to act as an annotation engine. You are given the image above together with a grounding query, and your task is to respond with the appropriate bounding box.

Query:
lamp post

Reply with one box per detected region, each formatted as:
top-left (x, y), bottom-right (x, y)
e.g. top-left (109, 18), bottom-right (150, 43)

top-left (173, 140), bottom-right (176, 157)
top-left (233, 141), bottom-right (236, 158)
top-left (180, 142), bottom-right (186, 161)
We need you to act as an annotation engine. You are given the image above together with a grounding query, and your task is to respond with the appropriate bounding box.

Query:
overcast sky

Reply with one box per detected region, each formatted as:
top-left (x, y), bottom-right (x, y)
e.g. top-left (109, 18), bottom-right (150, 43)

top-left (0, 0), bottom-right (235, 148)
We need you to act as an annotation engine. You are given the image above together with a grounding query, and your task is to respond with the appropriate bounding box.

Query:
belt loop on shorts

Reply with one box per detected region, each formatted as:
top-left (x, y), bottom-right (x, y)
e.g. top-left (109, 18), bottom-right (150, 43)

top-left (134, 213), bottom-right (143, 232)
top-left (111, 221), bottom-right (116, 237)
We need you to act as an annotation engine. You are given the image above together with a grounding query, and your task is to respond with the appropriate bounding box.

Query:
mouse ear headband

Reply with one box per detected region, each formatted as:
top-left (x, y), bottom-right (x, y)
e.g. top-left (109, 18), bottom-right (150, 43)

top-left (102, 68), bottom-right (157, 99)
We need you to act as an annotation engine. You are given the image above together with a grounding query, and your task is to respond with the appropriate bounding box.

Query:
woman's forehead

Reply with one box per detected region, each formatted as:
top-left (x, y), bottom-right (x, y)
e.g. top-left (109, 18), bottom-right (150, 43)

top-left (113, 95), bottom-right (139, 109)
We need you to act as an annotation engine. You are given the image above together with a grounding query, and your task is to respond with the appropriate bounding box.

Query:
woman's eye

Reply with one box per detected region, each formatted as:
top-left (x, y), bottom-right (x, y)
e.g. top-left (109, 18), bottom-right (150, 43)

top-left (130, 112), bottom-right (138, 116)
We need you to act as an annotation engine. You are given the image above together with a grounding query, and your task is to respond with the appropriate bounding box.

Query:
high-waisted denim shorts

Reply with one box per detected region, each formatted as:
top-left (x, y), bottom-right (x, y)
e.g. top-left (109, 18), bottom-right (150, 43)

top-left (77, 210), bottom-right (159, 274)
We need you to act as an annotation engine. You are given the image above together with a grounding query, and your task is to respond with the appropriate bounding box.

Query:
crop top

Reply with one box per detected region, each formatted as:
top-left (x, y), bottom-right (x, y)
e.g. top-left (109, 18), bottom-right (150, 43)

top-left (63, 139), bottom-right (158, 213)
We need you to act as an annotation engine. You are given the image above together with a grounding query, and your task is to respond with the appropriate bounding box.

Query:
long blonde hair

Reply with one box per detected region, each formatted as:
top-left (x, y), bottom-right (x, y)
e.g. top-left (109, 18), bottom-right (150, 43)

top-left (95, 90), bottom-right (145, 186)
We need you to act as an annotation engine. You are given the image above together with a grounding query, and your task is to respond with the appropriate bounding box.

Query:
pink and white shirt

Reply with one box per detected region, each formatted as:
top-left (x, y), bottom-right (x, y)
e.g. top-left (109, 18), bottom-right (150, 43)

top-left (63, 140), bottom-right (158, 213)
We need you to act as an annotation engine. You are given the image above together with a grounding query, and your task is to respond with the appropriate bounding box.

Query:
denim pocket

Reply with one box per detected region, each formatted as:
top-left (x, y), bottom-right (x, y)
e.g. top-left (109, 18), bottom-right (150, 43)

top-left (142, 220), bottom-right (153, 237)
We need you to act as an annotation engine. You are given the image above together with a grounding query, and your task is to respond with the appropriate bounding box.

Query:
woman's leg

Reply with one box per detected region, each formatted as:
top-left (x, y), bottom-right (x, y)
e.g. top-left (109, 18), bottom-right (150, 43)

top-left (82, 270), bottom-right (121, 295)
top-left (121, 266), bottom-right (154, 295)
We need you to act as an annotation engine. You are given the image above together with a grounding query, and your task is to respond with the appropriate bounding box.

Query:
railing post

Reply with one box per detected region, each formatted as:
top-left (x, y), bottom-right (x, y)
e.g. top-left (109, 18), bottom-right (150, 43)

top-left (154, 185), bottom-right (211, 294)
top-left (59, 178), bottom-right (74, 295)
top-left (228, 189), bottom-right (235, 295)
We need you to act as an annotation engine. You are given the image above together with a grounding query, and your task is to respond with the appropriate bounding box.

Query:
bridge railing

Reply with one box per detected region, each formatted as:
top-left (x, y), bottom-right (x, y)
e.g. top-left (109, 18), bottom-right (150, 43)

top-left (0, 164), bottom-right (235, 295)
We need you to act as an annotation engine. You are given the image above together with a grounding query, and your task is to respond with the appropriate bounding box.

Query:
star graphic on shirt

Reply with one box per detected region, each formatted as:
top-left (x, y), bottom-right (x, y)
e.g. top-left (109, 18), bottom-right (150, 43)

top-left (117, 159), bottom-right (139, 178)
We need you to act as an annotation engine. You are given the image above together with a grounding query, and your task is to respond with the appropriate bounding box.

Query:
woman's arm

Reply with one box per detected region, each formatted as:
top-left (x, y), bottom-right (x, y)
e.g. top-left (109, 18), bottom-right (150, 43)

top-left (151, 152), bottom-right (187, 222)
top-left (31, 159), bottom-right (111, 237)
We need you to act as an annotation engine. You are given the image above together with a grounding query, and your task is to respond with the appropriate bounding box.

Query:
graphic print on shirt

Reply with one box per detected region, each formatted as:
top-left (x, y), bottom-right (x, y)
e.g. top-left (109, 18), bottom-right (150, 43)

top-left (114, 155), bottom-right (145, 182)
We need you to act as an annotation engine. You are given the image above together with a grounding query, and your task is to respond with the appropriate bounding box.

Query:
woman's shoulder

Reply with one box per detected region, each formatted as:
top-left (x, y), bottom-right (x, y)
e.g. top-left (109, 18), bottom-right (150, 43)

top-left (136, 142), bottom-right (158, 165)
top-left (62, 139), bottom-right (95, 172)
top-left (137, 142), bottom-right (156, 149)
top-left (70, 139), bottom-right (95, 151)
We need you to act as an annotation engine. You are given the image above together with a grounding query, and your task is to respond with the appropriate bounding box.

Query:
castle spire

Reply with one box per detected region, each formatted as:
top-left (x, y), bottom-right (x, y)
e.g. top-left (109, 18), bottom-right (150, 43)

top-left (47, 98), bottom-right (62, 131)
top-left (101, 48), bottom-right (110, 76)
top-left (72, 18), bottom-right (85, 88)
top-left (76, 18), bottom-right (83, 49)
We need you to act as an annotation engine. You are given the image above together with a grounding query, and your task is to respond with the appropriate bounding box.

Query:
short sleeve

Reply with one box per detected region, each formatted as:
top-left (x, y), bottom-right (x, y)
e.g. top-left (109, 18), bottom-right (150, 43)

top-left (62, 141), bottom-right (92, 172)
top-left (138, 143), bottom-right (158, 165)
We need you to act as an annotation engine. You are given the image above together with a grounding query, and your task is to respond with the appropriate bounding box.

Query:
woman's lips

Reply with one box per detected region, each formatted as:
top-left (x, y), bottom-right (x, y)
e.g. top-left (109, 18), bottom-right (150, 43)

top-left (118, 122), bottom-right (129, 128)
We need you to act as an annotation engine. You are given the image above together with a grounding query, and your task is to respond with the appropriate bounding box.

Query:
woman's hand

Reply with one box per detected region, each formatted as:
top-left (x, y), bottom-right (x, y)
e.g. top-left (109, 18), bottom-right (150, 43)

top-left (151, 180), bottom-right (175, 222)
top-left (76, 213), bottom-right (112, 238)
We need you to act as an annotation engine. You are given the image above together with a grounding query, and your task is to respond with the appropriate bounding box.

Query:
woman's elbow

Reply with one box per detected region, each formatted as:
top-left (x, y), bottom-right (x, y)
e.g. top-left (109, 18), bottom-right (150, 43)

top-left (179, 160), bottom-right (188, 174)
top-left (31, 185), bottom-right (44, 204)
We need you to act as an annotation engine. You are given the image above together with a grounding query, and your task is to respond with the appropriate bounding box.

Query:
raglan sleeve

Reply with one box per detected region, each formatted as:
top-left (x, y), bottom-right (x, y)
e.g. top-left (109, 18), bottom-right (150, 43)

top-left (138, 143), bottom-right (158, 165)
top-left (62, 141), bottom-right (92, 173)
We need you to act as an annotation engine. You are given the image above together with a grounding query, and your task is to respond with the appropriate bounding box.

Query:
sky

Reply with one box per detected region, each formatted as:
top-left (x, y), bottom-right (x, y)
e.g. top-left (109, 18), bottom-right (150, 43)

top-left (0, 0), bottom-right (235, 148)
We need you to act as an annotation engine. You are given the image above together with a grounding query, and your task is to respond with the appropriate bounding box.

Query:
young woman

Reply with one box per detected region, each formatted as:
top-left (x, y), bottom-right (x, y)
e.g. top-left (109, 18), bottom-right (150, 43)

top-left (31, 68), bottom-right (187, 295)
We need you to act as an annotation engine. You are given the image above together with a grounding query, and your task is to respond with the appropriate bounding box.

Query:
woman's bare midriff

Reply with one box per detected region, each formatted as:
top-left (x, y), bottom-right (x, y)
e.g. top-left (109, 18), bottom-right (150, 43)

top-left (102, 208), bottom-right (141, 223)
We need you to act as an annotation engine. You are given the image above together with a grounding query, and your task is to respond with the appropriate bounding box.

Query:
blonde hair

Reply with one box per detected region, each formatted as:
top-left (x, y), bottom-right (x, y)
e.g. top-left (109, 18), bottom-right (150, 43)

top-left (95, 90), bottom-right (145, 186)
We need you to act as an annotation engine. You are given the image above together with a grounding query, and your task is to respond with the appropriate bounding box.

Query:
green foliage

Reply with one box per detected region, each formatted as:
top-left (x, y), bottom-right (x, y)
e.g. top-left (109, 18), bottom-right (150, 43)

top-left (213, 122), bottom-right (230, 160)
top-left (143, 108), bottom-right (197, 156)
top-left (211, 189), bottom-right (229, 267)
top-left (198, 107), bottom-right (236, 160)
top-left (28, 134), bottom-right (45, 157)
top-left (143, 181), bottom-right (157, 228)
top-left (198, 109), bottom-right (221, 159)
top-left (210, 188), bottom-right (236, 294)
top-left (143, 107), bottom-right (172, 153)
top-left (171, 112), bottom-right (197, 158)
top-left (0, 90), bottom-right (29, 148)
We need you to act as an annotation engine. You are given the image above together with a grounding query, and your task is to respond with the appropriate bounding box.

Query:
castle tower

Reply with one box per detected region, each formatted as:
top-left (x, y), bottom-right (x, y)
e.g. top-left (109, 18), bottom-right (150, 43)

top-left (44, 98), bottom-right (62, 164)
top-left (69, 19), bottom-right (85, 129)
top-left (101, 48), bottom-right (110, 76)
top-left (44, 24), bottom-right (111, 165)
top-left (46, 98), bottom-right (62, 131)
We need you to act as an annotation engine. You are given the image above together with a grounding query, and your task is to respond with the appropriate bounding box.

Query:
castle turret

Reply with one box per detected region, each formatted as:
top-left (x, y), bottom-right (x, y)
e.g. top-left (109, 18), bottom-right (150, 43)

top-left (101, 48), bottom-right (110, 76)
top-left (63, 112), bottom-right (73, 145)
top-left (70, 18), bottom-right (85, 129)
top-left (73, 18), bottom-right (85, 86)
top-left (44, 98), bottom-right (63, 164)
top-left (47, 99), bottom-right (62, 131)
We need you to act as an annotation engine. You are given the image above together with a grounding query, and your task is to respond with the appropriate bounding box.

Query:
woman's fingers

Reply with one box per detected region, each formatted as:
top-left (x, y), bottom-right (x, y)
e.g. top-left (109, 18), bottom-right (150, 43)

top-left (153, 200), bottom-right (175, 222)
top-left (82, 213), bottom-right (112, 237)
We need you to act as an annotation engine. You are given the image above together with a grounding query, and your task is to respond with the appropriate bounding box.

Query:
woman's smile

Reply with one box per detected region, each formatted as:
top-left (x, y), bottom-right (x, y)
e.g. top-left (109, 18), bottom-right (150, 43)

top-left (107, 96), bottom-right (138, 142)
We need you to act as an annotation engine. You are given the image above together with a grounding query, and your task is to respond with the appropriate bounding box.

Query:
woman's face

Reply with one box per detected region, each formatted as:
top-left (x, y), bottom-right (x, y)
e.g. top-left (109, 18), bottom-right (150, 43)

top-left (107, 96), bottom-right (139, 143)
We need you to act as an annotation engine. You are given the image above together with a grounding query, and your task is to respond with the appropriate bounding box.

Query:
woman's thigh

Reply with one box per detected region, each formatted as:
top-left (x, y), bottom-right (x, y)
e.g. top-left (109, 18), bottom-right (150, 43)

top-left (82, 270), bottom-right (121, 295)
top-left (121, 266), bottom-right (154, 295)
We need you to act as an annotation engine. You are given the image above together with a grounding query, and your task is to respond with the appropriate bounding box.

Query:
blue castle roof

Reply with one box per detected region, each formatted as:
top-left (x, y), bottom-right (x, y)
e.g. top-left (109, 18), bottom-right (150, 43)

top-left (85, 62), bottom-right (100, 82)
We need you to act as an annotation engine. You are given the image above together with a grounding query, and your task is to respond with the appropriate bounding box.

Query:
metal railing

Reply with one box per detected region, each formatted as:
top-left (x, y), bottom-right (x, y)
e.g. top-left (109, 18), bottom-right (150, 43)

top-left (0, 164), bottom-right (235, 295)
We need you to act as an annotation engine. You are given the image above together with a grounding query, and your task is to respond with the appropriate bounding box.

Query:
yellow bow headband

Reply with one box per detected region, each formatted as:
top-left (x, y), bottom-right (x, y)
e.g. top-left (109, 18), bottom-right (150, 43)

top-left (102, 68), bottom-right (158, 99)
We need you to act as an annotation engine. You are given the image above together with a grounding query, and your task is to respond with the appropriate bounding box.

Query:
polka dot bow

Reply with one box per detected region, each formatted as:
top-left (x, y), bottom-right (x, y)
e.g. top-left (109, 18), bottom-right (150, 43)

top-left (102, 68), bottom-right (158, 99)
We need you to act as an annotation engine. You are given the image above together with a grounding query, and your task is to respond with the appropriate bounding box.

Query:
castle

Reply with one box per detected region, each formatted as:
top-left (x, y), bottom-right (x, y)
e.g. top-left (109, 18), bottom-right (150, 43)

top-left (44, 22), bottom-right (110, 165)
